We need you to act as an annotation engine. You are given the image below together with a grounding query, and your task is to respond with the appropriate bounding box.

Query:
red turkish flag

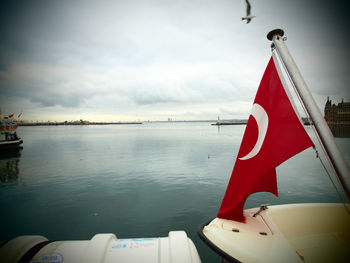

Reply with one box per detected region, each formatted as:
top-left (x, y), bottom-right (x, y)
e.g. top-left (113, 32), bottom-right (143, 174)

top-left (217, 57), bottom-right (314, 222)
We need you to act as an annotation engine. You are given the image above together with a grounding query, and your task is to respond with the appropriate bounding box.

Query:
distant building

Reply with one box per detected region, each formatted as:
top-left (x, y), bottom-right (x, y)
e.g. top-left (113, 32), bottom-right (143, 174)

top-left (324, 97), bottom-right (350, 124)
top-left (324, 97), bottom-right (350, 137)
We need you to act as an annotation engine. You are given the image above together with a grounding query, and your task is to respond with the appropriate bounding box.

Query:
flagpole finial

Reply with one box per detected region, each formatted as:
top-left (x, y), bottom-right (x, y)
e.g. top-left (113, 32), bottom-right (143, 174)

top-left (267, 29), bottom-right (284, 41)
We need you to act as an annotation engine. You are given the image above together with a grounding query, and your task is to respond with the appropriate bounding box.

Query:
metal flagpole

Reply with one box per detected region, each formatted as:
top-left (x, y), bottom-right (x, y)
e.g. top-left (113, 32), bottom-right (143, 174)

top-left (267, 29), bottom-right (350, 202)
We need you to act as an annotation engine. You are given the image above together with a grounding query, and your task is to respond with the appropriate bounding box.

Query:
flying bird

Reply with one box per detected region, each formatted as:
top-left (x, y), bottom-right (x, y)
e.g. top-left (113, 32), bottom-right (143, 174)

top-left (242, 0), bottom-right (255, 24)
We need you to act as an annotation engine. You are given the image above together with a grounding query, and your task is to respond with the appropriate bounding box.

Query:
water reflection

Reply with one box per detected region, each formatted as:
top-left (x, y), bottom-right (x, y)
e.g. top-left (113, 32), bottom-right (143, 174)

top-left (0, 150), bottom-right (22, 183)
top-left (328, 124), bottom-right (350, 138)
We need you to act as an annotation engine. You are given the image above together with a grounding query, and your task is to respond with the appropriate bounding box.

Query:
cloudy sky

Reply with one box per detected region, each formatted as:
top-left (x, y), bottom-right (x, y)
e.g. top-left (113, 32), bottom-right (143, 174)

top-left (0, 0), bottom-right (349, 121)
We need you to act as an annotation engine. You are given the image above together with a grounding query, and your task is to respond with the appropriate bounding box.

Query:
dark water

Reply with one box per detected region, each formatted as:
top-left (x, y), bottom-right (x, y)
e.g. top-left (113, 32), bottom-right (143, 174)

top-left (0, 123), bottom-right (349, 262)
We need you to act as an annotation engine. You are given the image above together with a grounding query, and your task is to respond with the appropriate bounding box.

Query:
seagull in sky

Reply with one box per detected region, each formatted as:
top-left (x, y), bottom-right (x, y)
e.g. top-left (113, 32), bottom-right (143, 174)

top-left (242, 0), bottom-right (255, 24)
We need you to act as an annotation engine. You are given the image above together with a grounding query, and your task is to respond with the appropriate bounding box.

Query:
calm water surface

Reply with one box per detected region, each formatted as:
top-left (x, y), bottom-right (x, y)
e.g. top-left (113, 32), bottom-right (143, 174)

top-left (0, 123), bottom-right (349, 262)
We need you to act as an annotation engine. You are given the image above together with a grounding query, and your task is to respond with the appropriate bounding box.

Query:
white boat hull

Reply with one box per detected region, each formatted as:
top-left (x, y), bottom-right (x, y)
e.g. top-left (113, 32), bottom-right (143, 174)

top-left (199, 203), bottom-right (350, 263)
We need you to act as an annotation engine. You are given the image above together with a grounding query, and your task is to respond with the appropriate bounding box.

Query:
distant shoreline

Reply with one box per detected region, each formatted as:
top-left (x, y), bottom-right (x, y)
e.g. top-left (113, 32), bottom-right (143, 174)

top-left (211, 121), bottom-right (248, 126)
top-left (17, 122), bottom-right (142, 126)
top-left (16, 119), bottom-right (252, 126)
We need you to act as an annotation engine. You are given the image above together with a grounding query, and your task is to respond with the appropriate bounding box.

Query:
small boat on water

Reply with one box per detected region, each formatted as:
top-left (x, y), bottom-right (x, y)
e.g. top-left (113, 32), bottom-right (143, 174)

top-left (198, 29), bottom-right (350, 263)
top-left (0, 115), bottom-right (23, 153)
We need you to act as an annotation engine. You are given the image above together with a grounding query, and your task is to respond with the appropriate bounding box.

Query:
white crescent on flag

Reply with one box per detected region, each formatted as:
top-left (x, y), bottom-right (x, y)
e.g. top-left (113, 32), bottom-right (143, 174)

top-left (239, 103), bottom-right (269, 160)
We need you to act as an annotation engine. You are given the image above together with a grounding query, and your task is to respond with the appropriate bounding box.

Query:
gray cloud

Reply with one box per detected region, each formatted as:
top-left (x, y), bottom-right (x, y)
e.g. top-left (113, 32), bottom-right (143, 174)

top-left (0, 0), bottom-right (349, 120)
